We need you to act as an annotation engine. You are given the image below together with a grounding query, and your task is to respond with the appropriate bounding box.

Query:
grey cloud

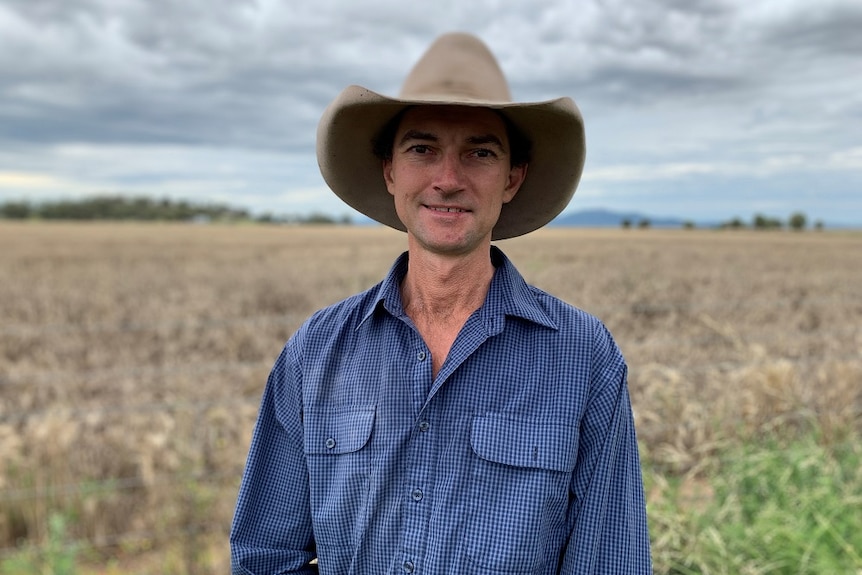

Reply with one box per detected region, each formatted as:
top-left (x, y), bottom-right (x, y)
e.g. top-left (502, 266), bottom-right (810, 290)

top-left (491, 0), bottom-right (745, 106)
top-left (580, 66), bottom-right (746, 107)
top-left (0, 0), bottom-right (352, 150)
top-left (763, 2), bottom-right (862, 57)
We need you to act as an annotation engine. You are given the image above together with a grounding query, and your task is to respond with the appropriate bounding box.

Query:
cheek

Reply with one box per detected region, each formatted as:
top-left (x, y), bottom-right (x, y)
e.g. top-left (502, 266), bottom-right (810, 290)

top-left (388, 166), bottom-right (426, 196)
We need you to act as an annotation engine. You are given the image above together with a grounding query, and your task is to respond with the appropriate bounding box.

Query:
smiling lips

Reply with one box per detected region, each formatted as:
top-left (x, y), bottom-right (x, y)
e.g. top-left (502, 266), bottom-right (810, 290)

top-left (428, 206), bottom-right (468, 213)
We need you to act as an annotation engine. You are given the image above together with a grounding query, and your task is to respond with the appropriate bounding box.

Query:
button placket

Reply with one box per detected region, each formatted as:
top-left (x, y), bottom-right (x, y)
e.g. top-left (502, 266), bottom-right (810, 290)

top-left (401, 343), bottom-right (435, 573)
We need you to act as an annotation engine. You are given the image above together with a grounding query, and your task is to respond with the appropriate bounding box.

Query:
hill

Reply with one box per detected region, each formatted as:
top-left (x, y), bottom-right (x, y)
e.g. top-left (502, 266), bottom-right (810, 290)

top-left (550, 209), bottom-right (696, 228)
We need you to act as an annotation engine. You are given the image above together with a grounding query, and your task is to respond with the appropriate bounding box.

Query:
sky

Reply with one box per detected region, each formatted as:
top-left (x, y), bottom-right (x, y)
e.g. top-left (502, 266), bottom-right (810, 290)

top-left (1, 0), bottom-right (860, 226)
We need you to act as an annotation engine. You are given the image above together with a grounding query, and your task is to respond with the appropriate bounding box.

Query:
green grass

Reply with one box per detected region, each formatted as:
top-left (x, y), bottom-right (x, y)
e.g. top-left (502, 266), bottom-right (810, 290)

top-left (1, 513), bottom-right (79, 575)
top-left (647, 437), bottom-right (862, 574)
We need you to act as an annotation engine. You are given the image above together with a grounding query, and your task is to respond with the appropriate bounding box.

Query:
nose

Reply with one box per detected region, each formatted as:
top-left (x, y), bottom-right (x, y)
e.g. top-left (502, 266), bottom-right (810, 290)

top-left (432, 151), bottom-right (465, 194)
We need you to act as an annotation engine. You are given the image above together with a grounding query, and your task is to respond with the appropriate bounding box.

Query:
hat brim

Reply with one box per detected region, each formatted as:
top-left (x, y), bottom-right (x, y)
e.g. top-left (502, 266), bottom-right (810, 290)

top-left (316, 85), bottom-right (585, 240)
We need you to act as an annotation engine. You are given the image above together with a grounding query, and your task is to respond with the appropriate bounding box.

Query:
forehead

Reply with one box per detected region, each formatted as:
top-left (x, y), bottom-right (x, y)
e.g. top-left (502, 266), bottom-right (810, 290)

top-left (396, 105), bottom-right (508, 142)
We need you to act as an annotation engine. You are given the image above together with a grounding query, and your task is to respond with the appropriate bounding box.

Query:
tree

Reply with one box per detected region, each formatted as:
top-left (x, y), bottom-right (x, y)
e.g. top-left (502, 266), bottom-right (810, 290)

top-left (0, 201), bottom-right (32, 219)
top-left (753, 213), bottom-right (782, 230)
top-left (304, 212), bottom-right (338, 224)
top-left (788, 212), bottom-right (807, 231)
top-left (721, 217), bottom-right (745, 230)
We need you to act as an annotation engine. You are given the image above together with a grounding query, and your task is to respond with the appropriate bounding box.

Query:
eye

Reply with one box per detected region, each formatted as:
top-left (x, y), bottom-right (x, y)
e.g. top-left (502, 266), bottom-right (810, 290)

top-left (408, 145), bottom-right (431, 154)
top-left (472, 148), bottom-right (497, 159)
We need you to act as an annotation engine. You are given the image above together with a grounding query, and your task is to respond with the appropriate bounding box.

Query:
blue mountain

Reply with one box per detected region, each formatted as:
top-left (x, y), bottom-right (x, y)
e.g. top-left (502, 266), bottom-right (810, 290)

top-left (550, 209), bottom-right (694, 228)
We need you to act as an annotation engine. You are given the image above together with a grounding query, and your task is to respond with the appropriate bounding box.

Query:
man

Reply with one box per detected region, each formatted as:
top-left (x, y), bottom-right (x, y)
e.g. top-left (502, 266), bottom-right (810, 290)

top-left (231, 32), bottom-right (651, 574)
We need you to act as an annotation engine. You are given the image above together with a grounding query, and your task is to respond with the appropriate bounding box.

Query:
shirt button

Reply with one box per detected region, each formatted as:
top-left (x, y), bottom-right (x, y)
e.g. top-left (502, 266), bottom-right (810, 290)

top-left (324, 437), bottom-right (336, 449)
top-left (417, 351), bottom-right (426, 361)
top-left (402, 560), bottom-right (415, 573)
top-left (418, 421), bottom-right (430, 432)
top-left (411, 488), bottom-right (423, 501)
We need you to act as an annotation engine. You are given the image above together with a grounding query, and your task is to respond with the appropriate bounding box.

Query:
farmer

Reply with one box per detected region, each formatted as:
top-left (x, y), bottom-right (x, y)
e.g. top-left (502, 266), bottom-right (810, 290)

top-left (230, 32), bottom-right (651, 574)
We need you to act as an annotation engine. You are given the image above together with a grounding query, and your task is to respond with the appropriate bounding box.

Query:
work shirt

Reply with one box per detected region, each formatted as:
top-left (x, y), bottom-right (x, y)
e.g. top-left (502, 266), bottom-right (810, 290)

top-left (230, 247), bottom-right (651, 574)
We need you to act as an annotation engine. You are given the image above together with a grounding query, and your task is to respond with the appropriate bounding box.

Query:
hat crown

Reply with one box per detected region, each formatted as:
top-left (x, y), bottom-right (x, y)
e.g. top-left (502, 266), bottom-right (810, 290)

top-left (399, 32), bottom-right (512, 103)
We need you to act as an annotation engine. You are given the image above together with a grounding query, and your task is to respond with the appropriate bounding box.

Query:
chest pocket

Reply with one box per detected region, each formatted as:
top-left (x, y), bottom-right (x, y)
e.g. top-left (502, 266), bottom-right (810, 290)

top-left (470, 413), bottom-right (578, 472)
top-left (304, 407), bottom-right (375, 455)
top-left (466, 413), bottom-right (578, 573)
top-left (303, 407), bottom-right (375, 548)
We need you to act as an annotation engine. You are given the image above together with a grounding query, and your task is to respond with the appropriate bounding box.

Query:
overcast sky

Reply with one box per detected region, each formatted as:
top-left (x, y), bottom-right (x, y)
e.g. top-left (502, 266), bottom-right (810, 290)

top-left (1, 0), bottom-right (860, 225)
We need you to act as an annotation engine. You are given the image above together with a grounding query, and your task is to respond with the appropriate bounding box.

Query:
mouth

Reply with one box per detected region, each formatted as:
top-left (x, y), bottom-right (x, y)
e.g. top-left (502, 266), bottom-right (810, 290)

top-left (426, 205), bottom-right (469, 213)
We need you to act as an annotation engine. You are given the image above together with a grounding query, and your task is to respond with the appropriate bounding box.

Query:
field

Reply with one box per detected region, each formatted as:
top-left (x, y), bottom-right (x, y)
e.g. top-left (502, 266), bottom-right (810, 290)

top-left (1, 222), bottom-right (860, 573)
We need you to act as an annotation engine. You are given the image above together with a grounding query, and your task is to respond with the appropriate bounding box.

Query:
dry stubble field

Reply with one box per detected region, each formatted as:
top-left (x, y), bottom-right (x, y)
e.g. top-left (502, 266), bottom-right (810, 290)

top-left (1, 222), bottom-right (860, 573)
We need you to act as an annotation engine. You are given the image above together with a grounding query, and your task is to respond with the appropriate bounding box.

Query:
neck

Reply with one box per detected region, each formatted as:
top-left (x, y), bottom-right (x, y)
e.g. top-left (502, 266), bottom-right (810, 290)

top-left (401, 245), bottom-right (495, 320)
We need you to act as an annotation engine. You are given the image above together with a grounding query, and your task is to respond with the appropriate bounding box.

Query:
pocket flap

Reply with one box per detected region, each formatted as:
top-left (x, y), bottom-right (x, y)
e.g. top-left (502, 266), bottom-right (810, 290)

top-left (304, 407), bottom-right (375, 455)
top-left (470, 413), bottom-right (578, 472)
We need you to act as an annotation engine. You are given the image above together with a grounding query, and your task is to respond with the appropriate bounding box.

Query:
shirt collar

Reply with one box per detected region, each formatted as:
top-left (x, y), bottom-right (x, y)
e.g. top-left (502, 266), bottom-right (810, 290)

top-left (360, 246), bottom-right (557, 333)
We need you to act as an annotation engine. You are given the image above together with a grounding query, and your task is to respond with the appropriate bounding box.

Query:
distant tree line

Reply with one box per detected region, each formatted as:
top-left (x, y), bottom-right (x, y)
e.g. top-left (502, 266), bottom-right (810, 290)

top-left (621, 212), bottom-right (823, 231)
top-left (0, 196), bottom-right (352, 225)
top-left (621, 218), bottom-right (653, 229)
top-left (718, 212), bottom-right (822, 231)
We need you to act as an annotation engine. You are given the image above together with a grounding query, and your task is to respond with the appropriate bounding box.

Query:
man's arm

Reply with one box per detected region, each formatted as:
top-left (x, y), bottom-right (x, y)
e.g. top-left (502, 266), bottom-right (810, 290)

top-left (560, 339), bottom-right (652, 573)
top-left (230, 345), bottom-right (317, 575)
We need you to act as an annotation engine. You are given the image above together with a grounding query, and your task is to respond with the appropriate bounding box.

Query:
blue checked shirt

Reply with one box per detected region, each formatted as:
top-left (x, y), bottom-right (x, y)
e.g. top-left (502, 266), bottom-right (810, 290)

top-left (231, 247), bottom-right (652, 574)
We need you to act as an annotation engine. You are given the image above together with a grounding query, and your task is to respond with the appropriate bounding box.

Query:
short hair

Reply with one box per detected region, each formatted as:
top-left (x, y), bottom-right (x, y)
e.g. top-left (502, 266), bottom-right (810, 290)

top-left (372, 107), bottom-right (532, 168)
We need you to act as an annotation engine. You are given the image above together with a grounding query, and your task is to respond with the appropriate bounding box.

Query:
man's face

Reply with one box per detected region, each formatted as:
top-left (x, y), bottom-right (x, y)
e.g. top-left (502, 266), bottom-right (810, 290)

top-left (383, 105), bottom-right (527, 258)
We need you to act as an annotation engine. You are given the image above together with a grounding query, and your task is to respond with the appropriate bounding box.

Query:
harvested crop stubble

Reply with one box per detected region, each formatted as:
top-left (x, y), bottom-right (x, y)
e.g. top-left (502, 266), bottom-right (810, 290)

top-left (1, 222), bottom-right (860, 572)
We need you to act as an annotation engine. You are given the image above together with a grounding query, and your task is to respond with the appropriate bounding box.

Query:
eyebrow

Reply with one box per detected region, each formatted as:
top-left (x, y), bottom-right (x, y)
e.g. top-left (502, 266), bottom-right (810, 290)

top-left (398, 130), bottom-right (437, 146)
top-left (466, 134), bottom-right (506, 149)
top-left (397, 130), bottom-right (507, 150)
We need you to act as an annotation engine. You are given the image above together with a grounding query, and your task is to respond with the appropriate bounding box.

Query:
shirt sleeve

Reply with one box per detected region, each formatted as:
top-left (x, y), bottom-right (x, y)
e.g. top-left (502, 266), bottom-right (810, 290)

top-left (230, 341), bottom-right (318, 575)
top-left (560, 326), bottom-right (652, 574)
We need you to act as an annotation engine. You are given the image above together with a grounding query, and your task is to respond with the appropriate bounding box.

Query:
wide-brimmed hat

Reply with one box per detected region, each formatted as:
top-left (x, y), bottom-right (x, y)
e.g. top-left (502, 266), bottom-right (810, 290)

top-left (316, 32), bottom-right (585, 240)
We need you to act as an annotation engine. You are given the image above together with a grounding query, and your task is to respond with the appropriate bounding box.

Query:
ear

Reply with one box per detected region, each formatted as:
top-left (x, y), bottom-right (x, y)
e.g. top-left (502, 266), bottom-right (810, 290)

top-left (502, 163), bottom-right (527, 204)
top-left (383, 159), bottom-right (396, 197)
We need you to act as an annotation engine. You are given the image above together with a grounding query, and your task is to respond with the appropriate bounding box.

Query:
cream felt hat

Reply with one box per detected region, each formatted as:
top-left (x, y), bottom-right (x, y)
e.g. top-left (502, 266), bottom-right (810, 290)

top-left (316, 32), bottom-right (585, 240)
